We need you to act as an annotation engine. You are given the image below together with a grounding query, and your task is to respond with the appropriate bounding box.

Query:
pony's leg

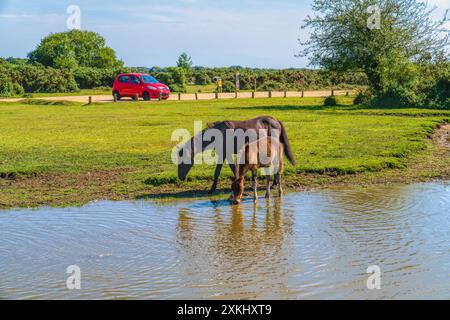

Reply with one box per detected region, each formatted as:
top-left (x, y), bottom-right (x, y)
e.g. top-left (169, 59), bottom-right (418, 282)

top-left (278, 154), bottom-right (284, 196)
top-left (228, 162), bottom-right (236, 178)
top-left (278, 173), bottom-right (283, 196)
top-left (265, 175), bottom-right (271, 198)
top-left (209, 163), bottom-right (223, 194)
top-left (252, 169), bottom-right (258, 201)
top-left (272, 174), bottom-right (279, 187)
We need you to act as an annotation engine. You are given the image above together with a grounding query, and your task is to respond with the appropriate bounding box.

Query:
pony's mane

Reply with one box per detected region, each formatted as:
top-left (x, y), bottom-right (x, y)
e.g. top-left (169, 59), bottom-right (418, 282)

top-left (206, 121), bottom-right (230, 131)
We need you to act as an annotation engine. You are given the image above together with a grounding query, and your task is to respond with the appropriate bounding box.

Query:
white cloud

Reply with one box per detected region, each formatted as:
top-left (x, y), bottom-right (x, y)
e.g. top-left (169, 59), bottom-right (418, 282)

top-left (0, 13), bottom-right (33, 19)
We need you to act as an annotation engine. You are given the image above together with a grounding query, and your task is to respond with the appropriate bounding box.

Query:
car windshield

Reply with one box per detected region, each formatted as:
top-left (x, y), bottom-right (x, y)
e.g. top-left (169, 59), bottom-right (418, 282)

top-left (140, 75), bottom-right (158, 84)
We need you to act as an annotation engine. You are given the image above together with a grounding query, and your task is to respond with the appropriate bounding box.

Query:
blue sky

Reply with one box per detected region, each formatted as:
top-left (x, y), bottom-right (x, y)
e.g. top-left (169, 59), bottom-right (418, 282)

top-left (0, 0), bottom-right (448, 68)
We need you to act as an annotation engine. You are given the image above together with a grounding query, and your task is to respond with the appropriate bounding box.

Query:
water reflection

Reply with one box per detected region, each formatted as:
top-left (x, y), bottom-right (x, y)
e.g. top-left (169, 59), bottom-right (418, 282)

top-left (0, 182), bottom-right (449, 299)
top-left (175, 198), bottom-right (295, 299)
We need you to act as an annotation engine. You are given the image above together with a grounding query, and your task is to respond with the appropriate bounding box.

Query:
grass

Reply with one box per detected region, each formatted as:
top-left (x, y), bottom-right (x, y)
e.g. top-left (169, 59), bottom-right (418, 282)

top-left (18, 88), bottom-right (112, 98)
top-left (185, 84), bottom-right (217, 93)
top-left (0, 95), bottom-right (449, 208)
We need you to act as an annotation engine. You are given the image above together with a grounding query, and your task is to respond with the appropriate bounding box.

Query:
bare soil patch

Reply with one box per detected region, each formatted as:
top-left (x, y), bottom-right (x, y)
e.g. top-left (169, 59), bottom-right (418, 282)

top-left (434, 123), bottom-right (450, 149)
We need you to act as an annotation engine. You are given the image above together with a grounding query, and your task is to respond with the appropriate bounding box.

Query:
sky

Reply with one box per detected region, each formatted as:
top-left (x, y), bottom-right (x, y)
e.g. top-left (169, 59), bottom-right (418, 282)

top-left (0, 0), bottom-right (448, 68)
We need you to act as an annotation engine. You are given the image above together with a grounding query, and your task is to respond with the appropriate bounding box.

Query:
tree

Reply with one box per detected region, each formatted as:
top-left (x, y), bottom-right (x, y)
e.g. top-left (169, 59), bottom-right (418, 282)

top-left (28, 30), bottom-right (123, 69)
top-left (298, 0), bottom-right (449, 91)
top-left (176, 52), bottom-right (193, 71)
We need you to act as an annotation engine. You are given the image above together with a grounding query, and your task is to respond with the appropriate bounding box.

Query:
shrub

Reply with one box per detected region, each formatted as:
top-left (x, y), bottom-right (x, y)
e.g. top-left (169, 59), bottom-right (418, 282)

top-left (0, 74), bottom-right (15, 97)
top-left (152, 72), bottom-right (173, 86)
top-left (426, 71), bottom-right (450, 109)
top-left (165, 67), bottom-right (187, 92)
top-left (13, 83), bottom-right (25, 96)
top-left (73, 67), bottom-right (127, 89)
top-left (168, 84), bottom-right (186, 93)
top-left (370, 86), bottom-right (423, 108)
top-left (10, 63), bottom-right (79, 93)
top-left (258, 80), bottom-right (281, 91)
top-left (194, 71), bottom-right (211, 85)
top-left (221, 81), bottom-right (236, 92)
top-left (73, 67), bottom-right (102, 89)
top-left (353, 90), bottom-right (372, 105)
top-left (324, 95), bottom-right (337, 106)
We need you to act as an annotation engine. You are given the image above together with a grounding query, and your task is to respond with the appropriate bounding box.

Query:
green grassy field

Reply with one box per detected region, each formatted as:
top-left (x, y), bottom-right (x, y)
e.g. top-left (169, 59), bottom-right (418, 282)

top-left (0, 96), bottom-right (449, 208)
top-left (185, 84), bottom-right (217, 93)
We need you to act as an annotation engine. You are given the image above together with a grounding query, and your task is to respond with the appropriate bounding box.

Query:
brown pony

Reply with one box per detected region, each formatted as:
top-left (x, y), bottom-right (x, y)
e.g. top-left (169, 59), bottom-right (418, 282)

top-left (230, 134), bottom-right (290, 204)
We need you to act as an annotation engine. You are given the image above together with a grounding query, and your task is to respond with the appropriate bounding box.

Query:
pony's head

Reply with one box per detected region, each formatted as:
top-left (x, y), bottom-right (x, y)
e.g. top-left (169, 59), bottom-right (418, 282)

top-left (177, 121), bottom-right (228, 181)
top-left (177, 139), bottom-right (194, 181)
top-left (230, 176), bottom-right (245, 205)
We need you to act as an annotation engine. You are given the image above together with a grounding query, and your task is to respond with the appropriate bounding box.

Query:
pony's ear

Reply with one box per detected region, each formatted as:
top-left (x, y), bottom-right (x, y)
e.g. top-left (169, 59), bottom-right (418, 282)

top-left (206, 122), bottom-right (214, 128)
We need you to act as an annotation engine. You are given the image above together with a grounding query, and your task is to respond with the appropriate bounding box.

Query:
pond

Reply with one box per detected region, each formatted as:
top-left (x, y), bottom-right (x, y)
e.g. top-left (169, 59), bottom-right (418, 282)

top-left (0, 181), bottom-right (449, 299)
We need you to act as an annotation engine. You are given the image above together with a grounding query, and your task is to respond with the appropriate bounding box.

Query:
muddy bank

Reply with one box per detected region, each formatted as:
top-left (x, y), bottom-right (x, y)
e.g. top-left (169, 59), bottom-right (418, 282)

top-left (1, 124), bottom-right (449, 209)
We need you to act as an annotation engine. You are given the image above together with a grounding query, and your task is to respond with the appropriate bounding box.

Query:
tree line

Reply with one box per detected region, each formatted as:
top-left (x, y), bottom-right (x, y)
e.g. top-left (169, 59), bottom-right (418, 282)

top-left (0, 30), bottom-right (367, 98)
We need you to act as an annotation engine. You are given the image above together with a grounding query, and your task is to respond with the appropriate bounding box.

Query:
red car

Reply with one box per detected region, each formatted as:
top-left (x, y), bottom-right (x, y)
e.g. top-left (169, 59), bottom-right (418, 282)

top-left (112, 73), bottom-right (170, 100)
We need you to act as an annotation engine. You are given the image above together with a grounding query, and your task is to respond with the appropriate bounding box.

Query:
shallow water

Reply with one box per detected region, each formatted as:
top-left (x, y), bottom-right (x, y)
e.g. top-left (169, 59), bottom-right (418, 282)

top-left (1, 182), bottom-right (449, 299)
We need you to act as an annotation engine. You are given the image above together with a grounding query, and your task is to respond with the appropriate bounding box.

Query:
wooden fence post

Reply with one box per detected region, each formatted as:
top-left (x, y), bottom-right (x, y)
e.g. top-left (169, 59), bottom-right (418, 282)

top-left (301, 90), bottom-right (304, 98)
top-left (195, 93), bottom-right (198, 100)
top-left (252, 91), bottom-right (255, 99)
top-left (284, 90), bottom-right (287, 98)
top-left (88, 96), bottom-right (92, 105)
top-left (178, 93), bottom-right (181, 100)
top-left (269, 90), bottom-right (272, 98)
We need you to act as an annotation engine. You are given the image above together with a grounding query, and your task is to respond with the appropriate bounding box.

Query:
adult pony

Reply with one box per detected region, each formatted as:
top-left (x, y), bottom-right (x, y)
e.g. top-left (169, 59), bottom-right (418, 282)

top-left (177, 116), bottom-right (296, 193)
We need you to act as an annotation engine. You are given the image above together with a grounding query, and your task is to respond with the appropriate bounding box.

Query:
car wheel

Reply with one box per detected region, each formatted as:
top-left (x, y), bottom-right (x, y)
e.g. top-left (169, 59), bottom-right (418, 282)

top-left (142, 91), bottom-right (150, 101)
top-left (113, 91), bottom-right (121, 101)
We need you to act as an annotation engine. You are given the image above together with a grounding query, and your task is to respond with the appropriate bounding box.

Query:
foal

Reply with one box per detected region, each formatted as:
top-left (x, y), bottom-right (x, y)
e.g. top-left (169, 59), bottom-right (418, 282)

top-left (230, 136), bottom-right (284, 205)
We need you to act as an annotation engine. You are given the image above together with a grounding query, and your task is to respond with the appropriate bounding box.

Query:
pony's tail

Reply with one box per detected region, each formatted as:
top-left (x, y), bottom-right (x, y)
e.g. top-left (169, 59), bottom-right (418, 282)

top-left (279, 120), bottom-right (296, 166)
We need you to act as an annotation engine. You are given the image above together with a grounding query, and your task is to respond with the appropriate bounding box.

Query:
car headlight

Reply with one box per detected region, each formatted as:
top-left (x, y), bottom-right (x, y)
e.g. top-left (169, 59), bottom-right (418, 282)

top-left (147, 86), bottom-right (157, 91)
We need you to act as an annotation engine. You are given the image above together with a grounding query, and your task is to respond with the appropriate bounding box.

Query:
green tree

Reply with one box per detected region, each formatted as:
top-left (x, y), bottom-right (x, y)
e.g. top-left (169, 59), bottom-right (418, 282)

top-left (28, 30), bottom-right (123, 69)
top-left (176, 52), bottom-right (193, 71)
top-left (299, 0), bottom-right (449, 91)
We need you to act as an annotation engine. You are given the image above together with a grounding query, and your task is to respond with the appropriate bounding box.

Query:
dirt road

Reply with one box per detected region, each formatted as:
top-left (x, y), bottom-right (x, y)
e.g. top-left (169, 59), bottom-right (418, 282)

top-left (0, 90), bottom-right (354, 104)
